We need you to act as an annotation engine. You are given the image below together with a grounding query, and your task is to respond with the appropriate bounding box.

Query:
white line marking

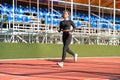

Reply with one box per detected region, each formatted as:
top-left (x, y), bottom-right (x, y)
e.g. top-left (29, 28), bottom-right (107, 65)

top-left (0, 57), bottom-right (120, 61)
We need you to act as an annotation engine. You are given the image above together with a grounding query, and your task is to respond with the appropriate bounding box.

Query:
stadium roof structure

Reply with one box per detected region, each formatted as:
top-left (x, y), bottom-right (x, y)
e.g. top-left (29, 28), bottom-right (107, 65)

top-left (64, 0), bottom-right (120, 9)
top-left (7, 0), bottom-right (120, 14)
top-left (54, 0), bottom-right (120, 15)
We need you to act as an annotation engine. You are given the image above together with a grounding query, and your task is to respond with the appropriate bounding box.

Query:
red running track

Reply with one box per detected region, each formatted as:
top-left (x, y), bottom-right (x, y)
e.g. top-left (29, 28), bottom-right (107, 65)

top-left (0, 58), bottom-right (120, 80)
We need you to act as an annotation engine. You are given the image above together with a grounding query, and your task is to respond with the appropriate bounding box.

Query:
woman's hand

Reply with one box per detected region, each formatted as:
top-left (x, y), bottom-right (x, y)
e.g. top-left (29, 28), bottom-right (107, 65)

top-left (69, 32), bottom-right (72, 35)
top-left (57, 27), bottom-right (61, 32)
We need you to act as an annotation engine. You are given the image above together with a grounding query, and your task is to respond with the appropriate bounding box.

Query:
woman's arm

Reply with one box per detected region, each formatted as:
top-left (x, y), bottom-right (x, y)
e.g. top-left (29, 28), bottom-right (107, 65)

top-left (58, 21), bottom-right (62, 32)
top-left (70, 21), bottom-right (76, 32)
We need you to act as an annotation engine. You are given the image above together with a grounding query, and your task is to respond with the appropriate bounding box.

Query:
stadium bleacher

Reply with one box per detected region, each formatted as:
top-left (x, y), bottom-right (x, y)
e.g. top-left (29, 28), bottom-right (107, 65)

top-left (0, 1), bottom-right (120, 45)
top-left (0, 2), bottom-right (120, 30)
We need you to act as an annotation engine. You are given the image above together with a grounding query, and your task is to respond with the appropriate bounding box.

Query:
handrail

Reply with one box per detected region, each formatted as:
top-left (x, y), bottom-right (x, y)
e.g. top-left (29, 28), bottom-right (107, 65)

top-left (91, 13), bottom-right (113, 26)
top-left (0, 4), bottom-right (12, 14)
top-left (51, 8), bottom-right (61, 15)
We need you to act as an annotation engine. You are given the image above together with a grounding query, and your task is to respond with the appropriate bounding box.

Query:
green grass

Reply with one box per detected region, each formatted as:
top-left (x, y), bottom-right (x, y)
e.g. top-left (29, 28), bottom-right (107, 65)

top-left (0, 43), bottom-right (120, 59)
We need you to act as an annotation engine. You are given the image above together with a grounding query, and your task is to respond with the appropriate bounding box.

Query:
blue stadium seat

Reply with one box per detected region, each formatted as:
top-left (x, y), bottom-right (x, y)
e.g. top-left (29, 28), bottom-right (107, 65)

top-left (74, 15), bottom-right (80, 19)
top-left (84, 17), bottom-right (88, 21)
top-left (43, 8), bottom-right (48, 14)
top-left (31, 7), bottom-right (37, 13)
top-left (77, 21), bottom-right (81, 27)
top-left (73, 21), bottom-right (78, 27)
top-left (23, 6), bottom-right (30, 12)
top-left (92, 23), bottom-right (97, 28)
top-left (39, 15), bottom-right (44, 19)
top-left (38, 8), bottom-right (44, 18)
top-left (39, 11), bottom-right (43, 15)
top-left (7, 14), bottom-right (13, 21)
top-left (39, 8), bottom-right (43, 13)
top-left (80, 15), bottom-right (85, 19)
top-left (1, 8), bottom-right (7, 15)
top-left (53, 19), bottom-right (58, 25)
top-left (116, 25), bottom-right (120, 30)
top-left (15, 15), bottom-right (23, 22)
top-left (108, 25), bottom-right (113, 30)
top-left (57, 15), bottom-right (61, 19)
top-left (18, 9), bottom-right (23, 14)
top-left (46, 18), bottom-right (51, 24)
top-left (23, 16), bottom-right (31, 23)
top-left (9, 6), bottom-right (14, 13)
top-left (2, 3), bottom-right (9, 9)
top-left (45, 15), bottom-right (50, 24)
top-left (57, 20), bottom-right (60, 26)
top-left (17, 5), bottom-right (24, 14)
top-left (101, 24), bottom-right (108, 29)
top-left (1, 4), bottom-right (9, 15)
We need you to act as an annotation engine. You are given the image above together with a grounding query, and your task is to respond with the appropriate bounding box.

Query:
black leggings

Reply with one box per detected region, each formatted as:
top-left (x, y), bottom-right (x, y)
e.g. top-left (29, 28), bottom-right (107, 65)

top-left (61, 32), bottom-right (75, 62)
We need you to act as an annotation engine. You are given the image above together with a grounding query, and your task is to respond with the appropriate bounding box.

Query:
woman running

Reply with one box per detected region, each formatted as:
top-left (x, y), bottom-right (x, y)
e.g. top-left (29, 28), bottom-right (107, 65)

top-left (57, 10), bottom-right (78, 68)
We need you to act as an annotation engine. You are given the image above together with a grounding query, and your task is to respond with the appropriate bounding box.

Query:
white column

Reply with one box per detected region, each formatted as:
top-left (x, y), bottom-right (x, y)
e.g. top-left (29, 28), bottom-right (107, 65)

top-left (12, 0), bottom-right (15, 42)
top-left (16, 0), bottom-right (17, 10)
top-left (98, 0), bottom-right (101, 30)
top-left (29, 0), bottom-right (31, 12)
top-left (36, 0), bottom-right (39, 43)
top-left (37, 0), bottom-right (39, 31)
top-left (88, 0), bottom-right (91, 45)
top-left (113, 0), bottom-right (116, 35)
top-left (48, 0), bottom-right (50, 12)
top-left (97, 0), bottom-right (101, 45)
top-left (71, 0), bottom-right (73, 20)
top-left (88, 0), bottom-right (91, 31)
top-left (88, 0), bottom-right (91, 27)
top-left (51, 0), bottom-right (53, 30)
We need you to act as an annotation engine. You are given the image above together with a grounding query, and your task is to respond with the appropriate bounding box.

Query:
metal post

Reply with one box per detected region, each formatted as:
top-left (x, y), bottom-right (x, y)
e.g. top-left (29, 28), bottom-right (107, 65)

top-left (48, 0), bottom-right (50, 12)
top-left (36, 0), bottom-right (39, 43)
top-left (12, 0), bottom-right (15, 42)
top-left (51, 0), bottom-right (53, 30)
top-left (75, 4), bottom-right (77, 18)
top-left (37, 0), bottom-right (39, 28)
top-left (98, 0), bottom-right (101, 30)
top-left (88, 0), bottom-right (91, 28)
top-left (71, 0), bottom-right (73, 20)
top-left (65, 0), bottom-right (67, 10)
top-left (97, 0), bottom-right (101, 45)
top-left (16, 0), bottom-right (17, 10)
top-left (88, 0), bottom-right (91, 44)
top-left (29, 0), bottom-right (31, 12)
top-left (113, 0), bottom-right (116, 36)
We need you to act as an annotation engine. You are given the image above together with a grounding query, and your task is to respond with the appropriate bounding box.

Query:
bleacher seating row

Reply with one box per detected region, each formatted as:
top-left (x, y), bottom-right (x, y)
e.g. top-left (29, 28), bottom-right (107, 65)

top-left (0, 3), bottom-right (120, 30)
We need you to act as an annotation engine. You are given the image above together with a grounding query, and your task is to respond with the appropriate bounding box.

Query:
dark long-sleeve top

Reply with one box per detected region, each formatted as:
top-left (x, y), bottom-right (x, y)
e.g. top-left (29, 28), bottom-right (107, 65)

top-left (59, 20), bottom-right (76, 32)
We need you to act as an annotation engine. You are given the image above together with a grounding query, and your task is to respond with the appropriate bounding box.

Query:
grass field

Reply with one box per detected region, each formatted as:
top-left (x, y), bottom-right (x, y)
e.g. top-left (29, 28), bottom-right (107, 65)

top-left (0, 43), bottom-right (120, 59)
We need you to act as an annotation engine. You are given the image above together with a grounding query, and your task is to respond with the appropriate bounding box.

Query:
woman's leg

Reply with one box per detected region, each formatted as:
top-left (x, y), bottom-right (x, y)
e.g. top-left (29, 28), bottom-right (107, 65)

top-left (61, 33), bottom-right (67, 62)
top-left (65, 34), bottom-right (75, 56)
top-left (61, 33), bottom-right (75, 62)
top-left (58, 33), bottom-right (78, 67)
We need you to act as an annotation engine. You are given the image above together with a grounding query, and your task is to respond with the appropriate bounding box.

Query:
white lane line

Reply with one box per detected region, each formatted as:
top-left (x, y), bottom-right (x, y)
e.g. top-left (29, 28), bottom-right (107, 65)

top-left (0, 57), bottom-right (120, 61)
